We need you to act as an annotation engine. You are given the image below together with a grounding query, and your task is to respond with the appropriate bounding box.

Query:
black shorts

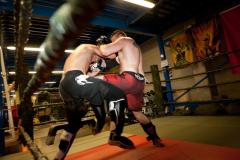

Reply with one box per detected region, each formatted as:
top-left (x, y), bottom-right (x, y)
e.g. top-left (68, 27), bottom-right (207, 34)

top-left (59, 70), bottom-right (126, 133)
top-left (59, 70), bottom-right (125, 106)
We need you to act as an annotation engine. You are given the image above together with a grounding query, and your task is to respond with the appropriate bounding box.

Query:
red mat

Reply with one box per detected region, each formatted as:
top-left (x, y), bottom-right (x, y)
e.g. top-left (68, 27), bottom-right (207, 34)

top-left (66, 136), bottom-right (240, 160)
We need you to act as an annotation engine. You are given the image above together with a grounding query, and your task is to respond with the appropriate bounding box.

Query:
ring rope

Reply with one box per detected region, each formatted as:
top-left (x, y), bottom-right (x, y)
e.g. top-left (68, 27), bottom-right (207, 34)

top-left (19, 126), bottom-right (49, 160)
top-left (17, 0), bottom-right (108, 159)
top-left (23, 0), bottom-right (108, 100)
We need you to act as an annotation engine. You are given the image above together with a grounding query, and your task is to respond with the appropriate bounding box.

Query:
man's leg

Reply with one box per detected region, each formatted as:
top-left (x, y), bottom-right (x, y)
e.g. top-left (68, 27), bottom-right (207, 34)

top-left (92, 98), bottom-right (134, 149)
top-left (96, 79), bottom-right (134, 149)
top-left (108, 99), bottom-right (134, 149)
top-left (54, 129), bottom-right (76, 160)
top-left (132, 111), bottom-right (164, 147)
top-left (91, 103), bottom-right (106, 135)
top-left (54, 99), bottom-right (87, 160)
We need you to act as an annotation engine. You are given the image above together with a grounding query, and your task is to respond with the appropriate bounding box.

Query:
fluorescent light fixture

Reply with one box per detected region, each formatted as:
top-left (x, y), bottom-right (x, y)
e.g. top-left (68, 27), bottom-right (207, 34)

top-left (123, 0), bottom-right (155, 8)
top-left (28, 71), bottom-right (37, 74)
top-left (8, 70), bottom-right (64, 75)
top-left (51, 71), bottom-right (64, 74)
top-left (7, 46), bottom-right (73, 53)
top-left (23, 47), bottom-right (43, 52)
top-left (7, 46), bottom-right (42, 52)
top-left (45, 81), bottom-right (56, 84)
top-left (65, 49), bottom-right (74, 53)
top-left (8, 71), bottom-right (16, 75)
top-left (6, 46), bottom-right (16, 50)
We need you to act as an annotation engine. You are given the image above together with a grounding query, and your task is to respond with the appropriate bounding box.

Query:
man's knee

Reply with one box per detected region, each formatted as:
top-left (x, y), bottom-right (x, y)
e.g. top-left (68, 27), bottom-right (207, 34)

top-left (109, 99), bottom-right (127, 135)
top-left (109, 99), bottom-right (126, 120)
top-left (92, 104), bottom-right (106, 134)
top-left (59, 131), bottom-right (75, 153)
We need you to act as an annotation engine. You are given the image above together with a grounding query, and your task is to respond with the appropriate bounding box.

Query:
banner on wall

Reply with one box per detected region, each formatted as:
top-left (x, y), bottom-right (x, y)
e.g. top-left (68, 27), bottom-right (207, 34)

top-left (220, 5), bottom-right (240, 75)
top-left (164, 31), bottom-right (194, 68)
top-left (191, 19), bottom-right (221, 60)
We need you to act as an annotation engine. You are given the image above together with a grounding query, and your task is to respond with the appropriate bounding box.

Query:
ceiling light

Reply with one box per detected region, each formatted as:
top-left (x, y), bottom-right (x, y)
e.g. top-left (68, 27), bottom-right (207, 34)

top-left (65, 49), bottom-right (74, 53)
top-left (45, 81), bottom-right (56, 84)
top-left (8, 70), bottom-right (64, 75)
top-left (123, 0), bottom-right (155, 9)
top-left (7, 46), bottom-right (73, 53)
top-left (8, 71), bottom-right (16, 75)
top-left (7, 46), bottom-right (42, 52)
top-left (51, 71), bottom-right (63, 74)
top-left (6, 46), bottom-right (16, 50)
top-left (28, 71), bottom-right (37, 74)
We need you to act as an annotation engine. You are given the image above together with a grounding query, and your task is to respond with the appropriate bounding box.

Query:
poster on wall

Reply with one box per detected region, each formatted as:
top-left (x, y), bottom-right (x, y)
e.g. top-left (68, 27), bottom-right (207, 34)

top-left (164, 31), bottom-right (194, 68)
top-left (191, 19), bottom-right (221, 60)
top-left (220, 5), bottom-right (240, 75)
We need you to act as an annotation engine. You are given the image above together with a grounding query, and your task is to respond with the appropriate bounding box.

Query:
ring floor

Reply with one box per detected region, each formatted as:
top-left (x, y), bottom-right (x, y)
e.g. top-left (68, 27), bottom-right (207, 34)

top-left (2, 116), bottom-right (240, 159)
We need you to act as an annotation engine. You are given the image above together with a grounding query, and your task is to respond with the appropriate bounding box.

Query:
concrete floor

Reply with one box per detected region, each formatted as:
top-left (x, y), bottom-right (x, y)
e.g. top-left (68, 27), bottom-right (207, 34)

top-left (1, 116), bottom-right (240, 159)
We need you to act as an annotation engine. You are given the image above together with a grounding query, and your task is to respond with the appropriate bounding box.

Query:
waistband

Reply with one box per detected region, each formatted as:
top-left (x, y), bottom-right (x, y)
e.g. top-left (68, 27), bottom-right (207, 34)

top-left (121, 71), bottom-right (143, 76)
top-left (64, 70), bottom-right (84, 77)
top-left (121, 71), bottom-right (145, 81)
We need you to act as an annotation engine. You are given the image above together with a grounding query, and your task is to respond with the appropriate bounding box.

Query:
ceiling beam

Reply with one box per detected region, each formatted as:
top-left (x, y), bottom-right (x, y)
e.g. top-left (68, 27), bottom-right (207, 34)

top-left (127, 7), bottom-right (149, 25)
top-left (126, 1), bottom-right (165, 33)
top-left (0, 3), bottom-right (157, 36)
top-left (91, 16), bottom-right (156, 36)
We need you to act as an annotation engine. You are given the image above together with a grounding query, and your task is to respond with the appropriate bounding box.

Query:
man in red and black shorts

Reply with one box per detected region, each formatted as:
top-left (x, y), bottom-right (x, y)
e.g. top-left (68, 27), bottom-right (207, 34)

top-left (104, 71), bottom-right (145, 111)
top-left (97, 30), bottom-right (164, 147)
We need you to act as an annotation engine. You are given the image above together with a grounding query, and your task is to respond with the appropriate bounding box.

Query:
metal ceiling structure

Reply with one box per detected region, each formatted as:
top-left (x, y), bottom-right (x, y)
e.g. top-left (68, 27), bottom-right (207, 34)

top-left (0, 0), bottom-right (239, 88)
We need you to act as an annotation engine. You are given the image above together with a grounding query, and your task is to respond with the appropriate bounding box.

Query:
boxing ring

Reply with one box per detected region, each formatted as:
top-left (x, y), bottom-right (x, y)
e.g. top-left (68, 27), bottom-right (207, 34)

top-left (2, 117), bottom-right (240, 160)
top-left (1, 0), bottom-right (240, 159)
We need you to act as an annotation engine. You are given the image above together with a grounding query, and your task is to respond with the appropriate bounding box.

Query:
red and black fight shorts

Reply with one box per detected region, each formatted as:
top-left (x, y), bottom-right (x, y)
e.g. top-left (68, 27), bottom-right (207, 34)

top-left (103, 71), bottom-right (145, 111)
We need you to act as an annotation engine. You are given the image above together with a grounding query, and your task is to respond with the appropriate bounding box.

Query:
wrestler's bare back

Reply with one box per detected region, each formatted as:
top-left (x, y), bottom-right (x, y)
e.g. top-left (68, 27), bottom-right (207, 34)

top-left (117, 38), bottom-right (143, 74)
top-left (63, 44), bottom-right (101, 75)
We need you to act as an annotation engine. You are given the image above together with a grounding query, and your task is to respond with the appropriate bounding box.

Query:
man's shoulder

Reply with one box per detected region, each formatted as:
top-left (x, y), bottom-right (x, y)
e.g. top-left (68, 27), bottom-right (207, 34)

top-left (118, 37), bottom-right (134, 44)
top-left (75, 44), bottom-right (97, 51)
top-left (121, 37), bottom-right (133, 41)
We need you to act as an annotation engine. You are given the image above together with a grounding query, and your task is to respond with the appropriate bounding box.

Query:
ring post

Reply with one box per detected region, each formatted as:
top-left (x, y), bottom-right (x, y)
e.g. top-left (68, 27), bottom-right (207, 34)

top-left (150, 65), bottom-right (164, 113)
top-left (157, 35), bottom-right (175, 113)
top-left (0, 68), bottom-right (5, 156)
top-left (163, 66), bottom-right (175, 112)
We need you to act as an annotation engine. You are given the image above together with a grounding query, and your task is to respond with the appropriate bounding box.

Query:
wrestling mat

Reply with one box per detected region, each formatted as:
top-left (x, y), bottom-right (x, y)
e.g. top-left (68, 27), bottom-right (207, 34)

top-left (66, 135), bottom-right (240, 160)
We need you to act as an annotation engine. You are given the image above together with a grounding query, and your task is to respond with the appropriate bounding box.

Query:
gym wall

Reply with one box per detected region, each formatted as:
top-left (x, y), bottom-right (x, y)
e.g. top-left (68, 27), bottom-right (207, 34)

top-left (141, 17), bottom-right (240, 102)
top-left (140, 37), bottom-right (162, 93)
top-left (140, 19), bottom-right (211, 102)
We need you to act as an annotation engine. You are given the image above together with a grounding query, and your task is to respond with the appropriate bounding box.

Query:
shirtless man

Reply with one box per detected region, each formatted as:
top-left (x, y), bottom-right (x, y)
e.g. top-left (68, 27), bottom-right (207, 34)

top-left (97, 30), bottom-right (164, 147)
top-left (54, 44), bottom-right (134, 160)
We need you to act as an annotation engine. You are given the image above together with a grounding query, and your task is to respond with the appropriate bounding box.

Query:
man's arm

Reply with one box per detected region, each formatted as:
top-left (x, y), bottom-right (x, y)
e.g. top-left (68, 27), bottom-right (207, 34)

top-left (106, 54), bottom-right (117, 59)
top-left (75, 44), bottom-right (104, 57)
top-left (99, 37), bottom-right (130, 57)
top-left (91, 45), bottom-right (104, 57)
top-left (138, 48), bottom-right (144, 76)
